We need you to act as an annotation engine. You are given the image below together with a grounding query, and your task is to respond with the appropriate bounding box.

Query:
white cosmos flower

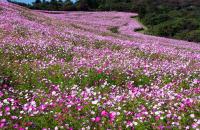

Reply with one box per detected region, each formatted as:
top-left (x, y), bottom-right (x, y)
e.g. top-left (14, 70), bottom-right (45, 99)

top-left (92, 100), bottom-right (98, 105)
top-left (55, 126), bottom-right (58, 130)
top-left (91, 111), bottom-right (95, 115)
top-left (133, 121), bottom-right (138, 126)
top-left (155, 111), bottom-right (159, 115)
top-left (30, 101), bottom-right (36, 107)
top-left (3, 99), bottom-right (9, 104)
top-left (190, 114), bottom-right (195, 118)
top-left (117, 112), bottom-right (120, 115)
top-left (52, 91), bottom-right (56, 96)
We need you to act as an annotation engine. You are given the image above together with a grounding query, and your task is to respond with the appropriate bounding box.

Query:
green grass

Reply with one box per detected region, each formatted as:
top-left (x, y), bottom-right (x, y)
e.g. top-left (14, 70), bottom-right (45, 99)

top-left (109, 26), bottom-right (119, 33)
top-left (0, 44), bottom-right (157, 92)
top-left (131, 16), bottom-right (148, 34)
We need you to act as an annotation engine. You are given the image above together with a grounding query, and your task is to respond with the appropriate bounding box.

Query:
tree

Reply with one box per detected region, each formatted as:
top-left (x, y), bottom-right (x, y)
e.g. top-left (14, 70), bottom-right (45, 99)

top-left (57, 0), bottom-right (64, 10)
top-left (33, 0), bottom-right (42, 9)
top-left (63, 0), bottom-right (75, 11)
top-left (75, 0), bottom-right (89, 11)
top-left (49, 0), bottom-right (59, 10)
top-left (87, 0), bottom-right (99, 9)
top-left (35, 0), bottom-right (42, 4)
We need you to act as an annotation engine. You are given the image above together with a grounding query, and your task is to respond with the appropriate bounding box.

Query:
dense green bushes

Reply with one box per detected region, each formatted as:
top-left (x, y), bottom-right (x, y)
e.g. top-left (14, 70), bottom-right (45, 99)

top-left (9, 0), bottom-right (134, 11)
top-left (184, 30), bottom-right (200, 42)
top-left (147, 13), bottom-right (200, 42)
top-left (133, 0), bottom-right (200, 42)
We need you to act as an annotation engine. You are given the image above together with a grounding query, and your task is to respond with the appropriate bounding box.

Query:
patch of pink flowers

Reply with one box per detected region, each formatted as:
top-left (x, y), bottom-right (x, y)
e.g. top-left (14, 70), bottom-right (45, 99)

top-left (0, 1), bottom-right (199, 129)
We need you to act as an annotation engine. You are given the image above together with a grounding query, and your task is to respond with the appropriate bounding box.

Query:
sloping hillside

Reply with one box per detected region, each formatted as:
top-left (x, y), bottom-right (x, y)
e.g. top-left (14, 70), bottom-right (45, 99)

top-left (0, 1), bottom-right (200, 129)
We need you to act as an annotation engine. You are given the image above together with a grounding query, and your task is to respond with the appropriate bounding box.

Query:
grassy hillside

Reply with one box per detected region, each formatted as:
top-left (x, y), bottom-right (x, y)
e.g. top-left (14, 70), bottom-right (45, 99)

top-left (0, 1), bottom-right (200, 129)
top-left (9, 0), bottom-right (200, 42)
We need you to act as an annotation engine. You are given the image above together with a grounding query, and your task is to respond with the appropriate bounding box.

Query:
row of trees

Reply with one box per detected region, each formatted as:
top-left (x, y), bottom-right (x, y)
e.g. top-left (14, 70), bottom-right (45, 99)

top-left (31, 0), bottom-right (74, 11)
top-left (132, 0), bottom-right (200, 42)
top-left (30, 0), bottom-right (134, 11)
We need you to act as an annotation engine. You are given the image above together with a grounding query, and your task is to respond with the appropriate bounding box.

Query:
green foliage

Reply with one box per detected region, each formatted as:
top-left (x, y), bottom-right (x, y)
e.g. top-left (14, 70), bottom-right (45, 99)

top-left (63, 0), bottom-right (76, 11)
top-left (133, 0), bottom-right (200, 42)
top-left (10, 0), bottom-right (134, 12)
top-left (75, 0), bottom-right (89, 11)
top-left (109, 26), bottom-right (119, 33)
top-left (65, 69), bottom-right (128, 89)
top-left (22, 114), bottom-right (58, 129)
top-left (150, 18), bottom-right (200, 41)
top-left (184, 30), bottom-right (200, 42)
top-left (47, 46), bottom-right (74, 62)
top-left (162, 75), bottom-right (172, 84)
top-left (134, 27), bottom-right (144, 32)
top-left (179, 80), bottom-right (190, 90)
top-left (0, 45), bottom-right (75, 91)
top-left (133, 74), bottom-right (151, 86)
top-left (142, 13), bottom-right (170, 25)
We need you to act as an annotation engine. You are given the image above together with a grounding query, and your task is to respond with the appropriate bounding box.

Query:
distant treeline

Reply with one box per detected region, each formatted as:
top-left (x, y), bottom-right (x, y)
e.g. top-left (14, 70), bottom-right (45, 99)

top-left (8, 0), bottom-right (135, 11)
top-left (134, 0), bottom-right (200, 42)
top-left (8, 0), bottom-right (200, 42)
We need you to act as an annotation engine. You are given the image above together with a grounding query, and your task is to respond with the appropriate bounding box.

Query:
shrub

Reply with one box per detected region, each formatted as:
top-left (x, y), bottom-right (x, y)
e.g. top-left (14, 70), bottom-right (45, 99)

top-left (185, 30), bottom-right (200, 42)
top-left (151, 18), bottom-right (199, 38)
top-left (109, 27), bottom-right (119, 33)
top-left (134, 27), bottom-right (144, 32)
top-left (143, 13), bottom-right (170, 25)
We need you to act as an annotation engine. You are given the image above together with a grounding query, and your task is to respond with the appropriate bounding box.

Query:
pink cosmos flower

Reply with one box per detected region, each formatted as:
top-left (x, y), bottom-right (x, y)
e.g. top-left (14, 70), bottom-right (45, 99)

top-left (95, 117), bottom-right (101, 122)
top-left (97, 69), bottom-right (103, 74)
top-left (109, 112), bottom-right (116, 121)
top-left (0, 119), bottom-right (6, 128)
top-left (40, 104), bottom-right (46, 110)
top-left (11, 116), bottom-right (18, 120)
top-left (155, 116), bottom-right (160, 121)
top-left (101, 110), bottom-right (108, 117)
top-left (0, 102), bottom-right (2, 108)
top-left (18, 127), bottom-right (25, 130)
top-left (0, 91), bottom-right (3, 97)
top-left (0, 119), bottom-right (6, 123)
top-left (127, 121), bottom-right (133, 127)
top-left (13, 124), bottom-right (19, 129)
top-left (76, 106), bottom-right (83, 111)
top-left (5, 106), bottom-right (10, 112)
top-left (0, 123), bottom-right (5, 128)
top-left (91, 117), bottom-right (101, 123)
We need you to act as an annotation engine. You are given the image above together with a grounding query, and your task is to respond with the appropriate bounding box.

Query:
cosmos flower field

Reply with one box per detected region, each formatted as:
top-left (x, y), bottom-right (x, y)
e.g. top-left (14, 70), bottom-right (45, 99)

top-left (0, 1), bottom-right (200, 130)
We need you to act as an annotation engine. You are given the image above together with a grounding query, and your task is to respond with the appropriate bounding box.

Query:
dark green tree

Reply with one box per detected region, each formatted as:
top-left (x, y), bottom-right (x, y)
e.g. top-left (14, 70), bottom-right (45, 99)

top-left (63, 0), bottom-right (75, 11)
top-left (33, 0), bottom-right (42, 9)
top-left (75, 0), bottom-right (89, 11)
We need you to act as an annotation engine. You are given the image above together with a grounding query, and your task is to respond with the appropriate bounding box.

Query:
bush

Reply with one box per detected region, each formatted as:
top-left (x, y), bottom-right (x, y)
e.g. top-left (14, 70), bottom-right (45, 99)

top-left (143, 13), bottom-right (170, 25)
top-left (185, 30), bottom-right (200, 42)
top-left (109, 27), bottom-right (119, 33)
top-left (151, 20), bottom-right (179, 37)
top-left (151, 18), bottom-right (200, 39)
top-left (134, 0), bottom-right (200, 42)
